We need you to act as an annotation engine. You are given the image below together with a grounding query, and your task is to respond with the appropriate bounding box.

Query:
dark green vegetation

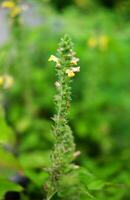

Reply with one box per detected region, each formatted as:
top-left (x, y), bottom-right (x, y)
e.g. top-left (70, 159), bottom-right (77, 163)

top-left (0, 0), bottom-right (130, 199)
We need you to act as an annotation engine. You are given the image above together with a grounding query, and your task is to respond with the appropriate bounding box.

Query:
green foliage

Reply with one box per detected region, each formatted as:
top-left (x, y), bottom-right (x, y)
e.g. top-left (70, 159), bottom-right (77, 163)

top-left (0, 107), bottom-right (15, 145)
top-left (0, 178), bottom-right (23, 200)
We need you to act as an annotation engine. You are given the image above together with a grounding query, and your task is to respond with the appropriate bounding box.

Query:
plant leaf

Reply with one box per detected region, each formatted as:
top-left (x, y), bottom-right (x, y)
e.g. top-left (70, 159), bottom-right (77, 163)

top-left (0, 178), bottom-right (23, 200)
top-left (87, 180), bottom-right (105, 191)
top-left (0, 107), bottom-right (15, 145)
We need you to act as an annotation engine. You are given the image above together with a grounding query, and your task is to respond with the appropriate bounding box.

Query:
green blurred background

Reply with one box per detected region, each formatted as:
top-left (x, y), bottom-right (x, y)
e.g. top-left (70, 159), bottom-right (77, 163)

top-left (0, 0), bottom-right (130, 199)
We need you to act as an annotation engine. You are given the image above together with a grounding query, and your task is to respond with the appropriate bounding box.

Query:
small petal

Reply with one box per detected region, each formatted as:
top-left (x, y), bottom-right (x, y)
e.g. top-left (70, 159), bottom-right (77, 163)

top-left (70, 57), bottom-right (79, 65)
top-left (66, 69), bottom-right (75, 78)
top-left (48, 55), bottom-right (59, 64)
top-left (73, 151), bottom-right (81, 158)
top-left (55, 81), bottom-right (61, 88)
top-left (72, 66), bottom-right (80, 72)
top-left (68, 71), bottom-right (75, 77)
top-left (56, 62), bottom-right (61, 68)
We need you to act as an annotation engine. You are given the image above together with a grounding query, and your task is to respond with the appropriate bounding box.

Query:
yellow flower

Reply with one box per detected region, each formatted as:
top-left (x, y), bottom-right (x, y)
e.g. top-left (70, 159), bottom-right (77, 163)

top-left (70, 57), bottom-right (79, 65)
top-left (88, 37), bottom-right (97, 48)
top-left (10, 6), bottom-right (21, 17)
top-left (0, 75), bottom-right (14, 89)
top-left (66, 66), bottom-right (80, 78)
top-left (48, 55), bottom-right (59, 64)
top-left (66, 69), bottom-right (75, 78)
top-left (68, 71), bottom-right (75, 78)
top-left (98, 35), bottom-right (109, 51)
top-left (1, 1), bottom-right (15, 9)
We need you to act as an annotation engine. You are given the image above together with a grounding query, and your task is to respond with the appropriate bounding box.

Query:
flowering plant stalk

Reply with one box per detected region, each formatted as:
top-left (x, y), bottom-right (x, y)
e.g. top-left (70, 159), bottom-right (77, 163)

top-left (1, 0), bottom-right (22, 85)
top-left (1, 0), bottom-right (23, 43)
top-left (47, 35), bottom-right (80, 199)
top-left (1, 0), bottom-right (22, 80)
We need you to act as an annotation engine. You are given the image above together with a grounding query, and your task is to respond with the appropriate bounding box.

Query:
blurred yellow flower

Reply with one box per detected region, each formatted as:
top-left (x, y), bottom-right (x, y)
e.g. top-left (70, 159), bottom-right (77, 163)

top-left (88, 35), bottom-right (109, 50)
top-left (0, 75), bottom-right (14, 89)
top-left (88, 37), bottom-right (97, 48)
top-left (1, 1), bottom-right (15, 9)
top-left (10, 6), bottom-right (21, 17)
top-left (75, 0), bottom-right (88, 8)
top-left (99, 35), bottom-right (109, 51)
top-left (0, 76), bottom-right (4, 85)
top-left (48, 55), bottom-right (59, 64)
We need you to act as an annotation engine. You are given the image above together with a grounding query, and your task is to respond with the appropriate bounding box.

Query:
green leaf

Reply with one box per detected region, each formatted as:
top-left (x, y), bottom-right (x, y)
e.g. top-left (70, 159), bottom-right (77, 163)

top-left (0, 178), bottom-right (23, 200)
top-left (19, 151), bottom-right (49, 169)
top-left (87, 180), bottom-right (105, 191)
top-left (0, 147), bottom-right (22, 171)
top-left (0, 108), bottom-right (15, 145)
top-left (24, 169), bottom-right (48, 187)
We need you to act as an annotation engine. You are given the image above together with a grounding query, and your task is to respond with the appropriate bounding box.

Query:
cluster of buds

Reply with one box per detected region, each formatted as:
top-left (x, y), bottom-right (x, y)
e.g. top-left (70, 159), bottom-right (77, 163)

top-left (48, 51), bottom-right (80, 78)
